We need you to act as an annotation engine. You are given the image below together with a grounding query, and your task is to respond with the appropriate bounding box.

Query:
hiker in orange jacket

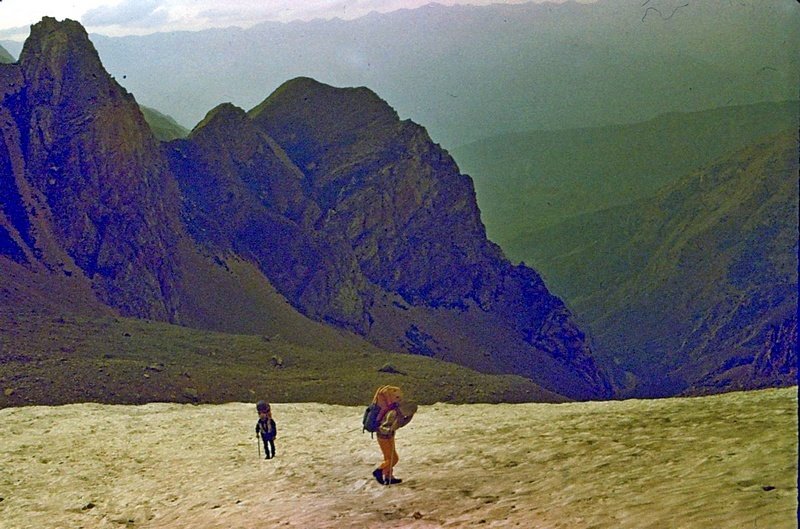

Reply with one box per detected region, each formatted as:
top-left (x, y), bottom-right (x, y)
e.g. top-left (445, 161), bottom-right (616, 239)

top-left (371, 385), bottom-right (416, 485)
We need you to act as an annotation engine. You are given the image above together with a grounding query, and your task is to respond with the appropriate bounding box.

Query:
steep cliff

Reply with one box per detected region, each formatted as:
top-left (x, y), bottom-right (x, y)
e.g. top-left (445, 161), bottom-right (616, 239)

top-left (0, 18), bottom-right (357, 339)
top-left (169, 78), bottom-right (611, 399)
top-left (1, 18), bottom-right (184, 320)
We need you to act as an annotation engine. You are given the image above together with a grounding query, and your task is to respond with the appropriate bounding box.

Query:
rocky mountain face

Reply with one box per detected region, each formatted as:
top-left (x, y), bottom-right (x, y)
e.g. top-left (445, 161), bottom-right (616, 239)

top-left (0, 18), bottom-right (187, 321)
top-left (0, 18), bottom-right (610, 400)
top-left (169, 77), bottom-right (611, 400)
top-left (0, 18), bottom-right (359, 339)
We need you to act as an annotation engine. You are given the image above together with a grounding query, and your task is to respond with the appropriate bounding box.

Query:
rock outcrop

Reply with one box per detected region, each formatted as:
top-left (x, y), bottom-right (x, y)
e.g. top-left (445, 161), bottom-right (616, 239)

top-left (170, 77), bottom-right (611, 399)
top-left (2, 19), bottom-right (612, 400)
top-left (1, 18), bottom-right (185, 320)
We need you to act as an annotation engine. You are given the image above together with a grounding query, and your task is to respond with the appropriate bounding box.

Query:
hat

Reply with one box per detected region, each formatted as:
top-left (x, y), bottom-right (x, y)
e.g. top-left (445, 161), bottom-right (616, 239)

top-left (398, 400), bottom-right (417, 418)
top-left (396, 400), bottom-right (418, 428)
top-left (256, 400), bottom-right (270, 412)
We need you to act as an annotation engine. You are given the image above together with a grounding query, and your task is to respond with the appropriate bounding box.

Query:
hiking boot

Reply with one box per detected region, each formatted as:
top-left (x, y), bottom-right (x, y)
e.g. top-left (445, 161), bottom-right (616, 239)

top-left (372, 468), bottom-right (385, 484)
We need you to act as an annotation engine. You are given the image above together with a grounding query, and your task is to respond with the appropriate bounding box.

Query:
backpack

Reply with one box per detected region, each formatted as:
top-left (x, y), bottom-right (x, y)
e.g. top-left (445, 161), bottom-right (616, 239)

top-left (362, 384), bottom-right (403, 436)
top-left (362, 402), bottom-right (382, 434)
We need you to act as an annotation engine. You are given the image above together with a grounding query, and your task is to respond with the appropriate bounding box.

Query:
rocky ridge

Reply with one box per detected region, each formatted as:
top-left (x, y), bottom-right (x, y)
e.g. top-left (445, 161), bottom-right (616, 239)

top-left (0, 18), bottom-right (611, 400)
top-left (171, 77), bottom-right (611, 399)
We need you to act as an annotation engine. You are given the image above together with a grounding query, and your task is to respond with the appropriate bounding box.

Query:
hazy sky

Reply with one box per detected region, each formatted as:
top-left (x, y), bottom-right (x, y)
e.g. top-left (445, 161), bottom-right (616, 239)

top-left (0, 0), bottom-right (588, 40)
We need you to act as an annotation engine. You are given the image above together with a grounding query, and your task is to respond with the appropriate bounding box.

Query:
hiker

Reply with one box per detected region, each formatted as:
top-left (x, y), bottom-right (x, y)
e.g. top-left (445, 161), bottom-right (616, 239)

top-left (368, 385), bottom-right (417, 485)
top-left (255, 400), bottom-right (277, 459)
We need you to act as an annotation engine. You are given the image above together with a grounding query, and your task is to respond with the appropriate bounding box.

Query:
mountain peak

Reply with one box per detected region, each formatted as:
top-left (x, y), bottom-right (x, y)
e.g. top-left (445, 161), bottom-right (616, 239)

top-left (269, 76), bottom-right (326, 94)
top-left (3, 17), bottom-right (186, 321)
top-left (191, 102), bottom-right (247, 137)
top-left (249, 76), bottom-right (399, 127)
top-left (21, 17), bottom-right (97, 65)
top-left (18, 17), bottom-right (123, 108)
top-left (30, 16), bottom-right (85, 35)
top-left (247, 77), bottom-right (405, 196)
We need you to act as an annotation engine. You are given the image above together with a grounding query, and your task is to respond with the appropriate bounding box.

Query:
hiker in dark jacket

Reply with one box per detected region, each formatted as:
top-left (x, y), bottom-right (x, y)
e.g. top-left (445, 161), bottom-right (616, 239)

top-left (255, 400), bottom-right (277, 459)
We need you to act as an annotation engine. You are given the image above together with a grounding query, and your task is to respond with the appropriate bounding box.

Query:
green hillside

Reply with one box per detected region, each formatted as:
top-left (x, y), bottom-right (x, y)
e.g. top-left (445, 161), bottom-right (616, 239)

top-left (524, 131), bottom-right (798, 397)
top-left (0, 311), bottom-right (561, 408)
top-left (0, 44), bottom-right (13, 64)
top-left (0, 257), bottom-right (560, 408)
top-left (453, 101), bottom-right (799, 264)
top-left (140, 105), bottom-right (189, 141)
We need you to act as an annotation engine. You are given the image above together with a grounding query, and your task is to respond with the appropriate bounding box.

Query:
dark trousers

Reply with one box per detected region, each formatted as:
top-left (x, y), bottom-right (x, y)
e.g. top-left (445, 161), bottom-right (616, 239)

top-left (261, 436), bottom-right (275, 458)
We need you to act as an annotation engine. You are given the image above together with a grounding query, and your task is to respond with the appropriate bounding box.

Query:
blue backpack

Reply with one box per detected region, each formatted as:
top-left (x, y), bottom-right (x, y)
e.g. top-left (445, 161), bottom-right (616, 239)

top-left (362, 402), bottom-right (381, 434)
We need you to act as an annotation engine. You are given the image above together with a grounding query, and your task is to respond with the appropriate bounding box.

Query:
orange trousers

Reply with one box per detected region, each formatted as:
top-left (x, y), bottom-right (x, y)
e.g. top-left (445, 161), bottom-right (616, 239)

top-left (377, 435), bottom-right (399, 478)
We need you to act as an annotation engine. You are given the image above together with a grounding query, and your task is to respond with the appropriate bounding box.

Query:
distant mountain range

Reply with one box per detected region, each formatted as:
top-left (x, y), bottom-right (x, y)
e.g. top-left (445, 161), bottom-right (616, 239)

top-left (3, 0), bottom-right (795, 148)
top-left (510, 132), bottom-right (798, 397)
top-left (453, 101), bottom-right (799, 257)
top-left (453, 97), bottom-right (798, 397)
top-left (0, 18), bottom-right (609, 403)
